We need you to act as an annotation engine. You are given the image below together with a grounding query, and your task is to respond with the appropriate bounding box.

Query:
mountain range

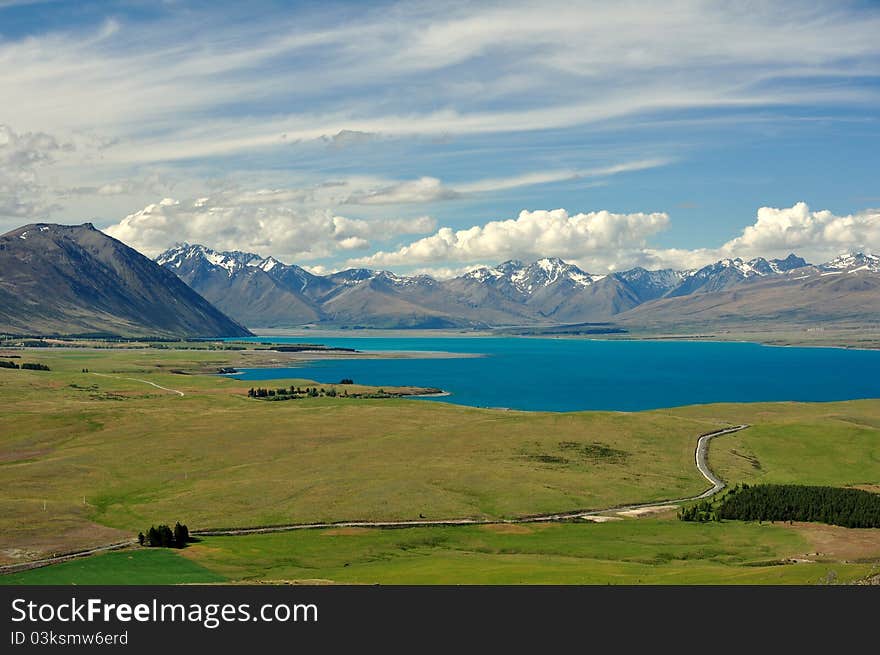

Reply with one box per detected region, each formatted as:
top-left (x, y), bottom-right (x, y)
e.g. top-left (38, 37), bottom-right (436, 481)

top-left (1, 221), bottom-right (875, 337)
top-left (0, 224), bottom-right (251, 338)
top-left (156, 243), bottom-right (880, 330)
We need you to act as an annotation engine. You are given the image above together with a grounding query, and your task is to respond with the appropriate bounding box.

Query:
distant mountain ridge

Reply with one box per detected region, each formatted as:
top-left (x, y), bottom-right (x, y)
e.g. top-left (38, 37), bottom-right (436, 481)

top-left (0, 224), bottom-right (252, 338)
top-left (156, 242), bottom-right (880, 329)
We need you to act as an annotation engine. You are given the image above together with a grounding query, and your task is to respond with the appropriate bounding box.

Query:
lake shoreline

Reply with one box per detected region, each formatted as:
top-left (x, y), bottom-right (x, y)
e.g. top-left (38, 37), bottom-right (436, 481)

top-left (231, 336), bottom-right (880, 413)
top-left (244, 328), bottom-right (880, 353)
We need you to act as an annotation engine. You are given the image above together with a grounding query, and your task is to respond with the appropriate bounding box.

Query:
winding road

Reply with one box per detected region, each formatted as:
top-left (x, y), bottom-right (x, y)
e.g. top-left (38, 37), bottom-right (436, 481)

top-left (0, 423), bottom-right (748, 575)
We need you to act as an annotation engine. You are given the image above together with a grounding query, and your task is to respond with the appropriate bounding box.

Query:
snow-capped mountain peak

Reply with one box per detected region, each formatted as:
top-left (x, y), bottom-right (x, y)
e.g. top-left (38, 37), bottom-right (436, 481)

top-left (820, 252), bottom-right (880, 273)
top-left (467, 257), bottom-right (596, 294)
top-left (373, 271), bottom-right (436, 288)
top-left (156, 244), bottom-right (269, 277)
top-left (464, 266), bottom-right (504, 283)
top-left (683, 255), bottom-right (807, 283)
top-left (257, 256), bottom-right (281, 272)
top-left (614, 266), bottom-right (683, 286)
top-left (328, 268), bottom-right (377, 286)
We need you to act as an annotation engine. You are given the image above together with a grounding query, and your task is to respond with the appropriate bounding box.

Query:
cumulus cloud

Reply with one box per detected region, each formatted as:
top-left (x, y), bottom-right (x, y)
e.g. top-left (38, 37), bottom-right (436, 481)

top-left (341, 202), bottom-right (880, 274)
top-left (348, 208), bottom-right (669, 269)
top-left (300, 263), bottom-right (335, 276)
top-left (615, 203), bottom-right (880, 272)
top-left (99, 198), bottom-right (880, 274)
top-left (719, 202), bottom-right (880, 262)
top-left (103, 191), bottom-right (436, 261)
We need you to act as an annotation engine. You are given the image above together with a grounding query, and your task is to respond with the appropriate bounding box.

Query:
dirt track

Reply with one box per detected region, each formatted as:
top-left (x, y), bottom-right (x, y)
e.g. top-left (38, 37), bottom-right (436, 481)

top-left (91, 372), bottom-right (185, 396)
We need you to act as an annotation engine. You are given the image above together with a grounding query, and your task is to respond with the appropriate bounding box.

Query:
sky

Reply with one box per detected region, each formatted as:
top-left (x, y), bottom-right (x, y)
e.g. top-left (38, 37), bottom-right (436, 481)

top-left (1, 0), bottom-right (879, 276)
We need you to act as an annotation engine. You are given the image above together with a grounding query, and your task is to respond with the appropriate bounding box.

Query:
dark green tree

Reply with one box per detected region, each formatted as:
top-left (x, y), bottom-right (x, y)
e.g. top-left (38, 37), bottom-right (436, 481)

top-left (173, 522), bottom-right (189, 548)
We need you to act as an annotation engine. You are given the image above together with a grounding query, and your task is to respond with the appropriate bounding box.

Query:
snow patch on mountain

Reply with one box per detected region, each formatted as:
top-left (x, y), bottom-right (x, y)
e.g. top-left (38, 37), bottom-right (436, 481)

top-left (468, 257), bottom-right (596, 294)
top-left (820, 252), bottom-right (880, 273)
top-left (157, 244), bottom-right (265, 277)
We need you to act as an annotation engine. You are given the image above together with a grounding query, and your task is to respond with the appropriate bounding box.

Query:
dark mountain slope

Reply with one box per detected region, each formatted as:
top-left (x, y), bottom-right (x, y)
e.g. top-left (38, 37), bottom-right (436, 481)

top-left (0, 223), bottom-right (251, 337)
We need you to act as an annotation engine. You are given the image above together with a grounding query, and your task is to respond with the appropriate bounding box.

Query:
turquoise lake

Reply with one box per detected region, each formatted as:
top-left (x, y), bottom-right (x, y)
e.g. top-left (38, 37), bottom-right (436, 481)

top-left (232, 336), bottom-right (880, 412)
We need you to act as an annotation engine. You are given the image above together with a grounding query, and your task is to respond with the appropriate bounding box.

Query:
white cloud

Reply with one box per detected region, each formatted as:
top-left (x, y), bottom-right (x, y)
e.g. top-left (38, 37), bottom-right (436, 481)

top-left (346, 177), bottom-right (460, 205)
top-left (103, 192), bottom-right (436, 261)
top-left (322, 130), bottom-right (378, 148)
top-left (719, 202), bottom-right (880, 262)
top-left (344, 159), bottom-right (671, 205)
top-left (455, 159), bottom-right (670, 194)
top-left (2, 2), bottom-right (879, 166)
top-left (336, 236), bottom-right (370, 250)
top-left (96, 197), bottom-right (880, 275)
top-left (56, 172), bottom-right (170, 198)
top-left (618, 203), bottom-right (880, 271)
top-left (300, 263), bottom-right (335, 276)
top-left (0, 124), bottom-right (64, 220)
top-left (342, 202), bottom-right (880, 274)
top-left (4, 3), bottom-right (879, 272)
top-left (349, 208), bottom-right (669, 269)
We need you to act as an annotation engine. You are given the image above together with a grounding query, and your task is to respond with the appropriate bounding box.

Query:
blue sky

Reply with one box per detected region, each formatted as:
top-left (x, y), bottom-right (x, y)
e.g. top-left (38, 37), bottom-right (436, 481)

top-left (1, 0), bottom-right (879, 274)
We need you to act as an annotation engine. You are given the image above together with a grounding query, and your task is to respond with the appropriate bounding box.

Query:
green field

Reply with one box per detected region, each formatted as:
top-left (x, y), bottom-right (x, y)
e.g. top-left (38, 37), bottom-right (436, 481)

top-left (181, 519), bottom-right (875, 585)
top-left (1, 346), bottom-right (878, 584)
top-left (0, 549), bottom-right (226, 585)
top-left (5, 520), bottom-right (877, 585)
top-left (665, 402), bottom-right (880, 488)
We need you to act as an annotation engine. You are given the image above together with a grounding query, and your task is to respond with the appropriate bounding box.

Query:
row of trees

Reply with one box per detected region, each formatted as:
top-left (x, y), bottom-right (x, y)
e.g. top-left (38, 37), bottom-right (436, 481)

top-left (716, 483), bottom-right (880, 528)
top-left (680, 484), bottom-right (880, 528)
top-left (246, 385), bottom-right (399, 401)
top-left (247, 385), bottom-right (343, 400)
top-left (0, 361), bottom-right (50, 370)
top-left (138, 522), bottom-right (190, 548)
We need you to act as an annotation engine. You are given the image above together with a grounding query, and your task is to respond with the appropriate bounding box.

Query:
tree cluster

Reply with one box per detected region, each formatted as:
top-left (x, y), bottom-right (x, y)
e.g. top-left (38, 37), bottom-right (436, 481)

top-left (138, 522), bottom-right (190, 548)
top-left (716, 483), bottom-right (880, 528)
top-left (20, 362), bottom-right (50, 371)
top-left (247, 385), bottom-right (344, 401)
top-left (246, 385), bottom-right (402, 401)
top-left (0, 361), bottom-right (50, 370)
